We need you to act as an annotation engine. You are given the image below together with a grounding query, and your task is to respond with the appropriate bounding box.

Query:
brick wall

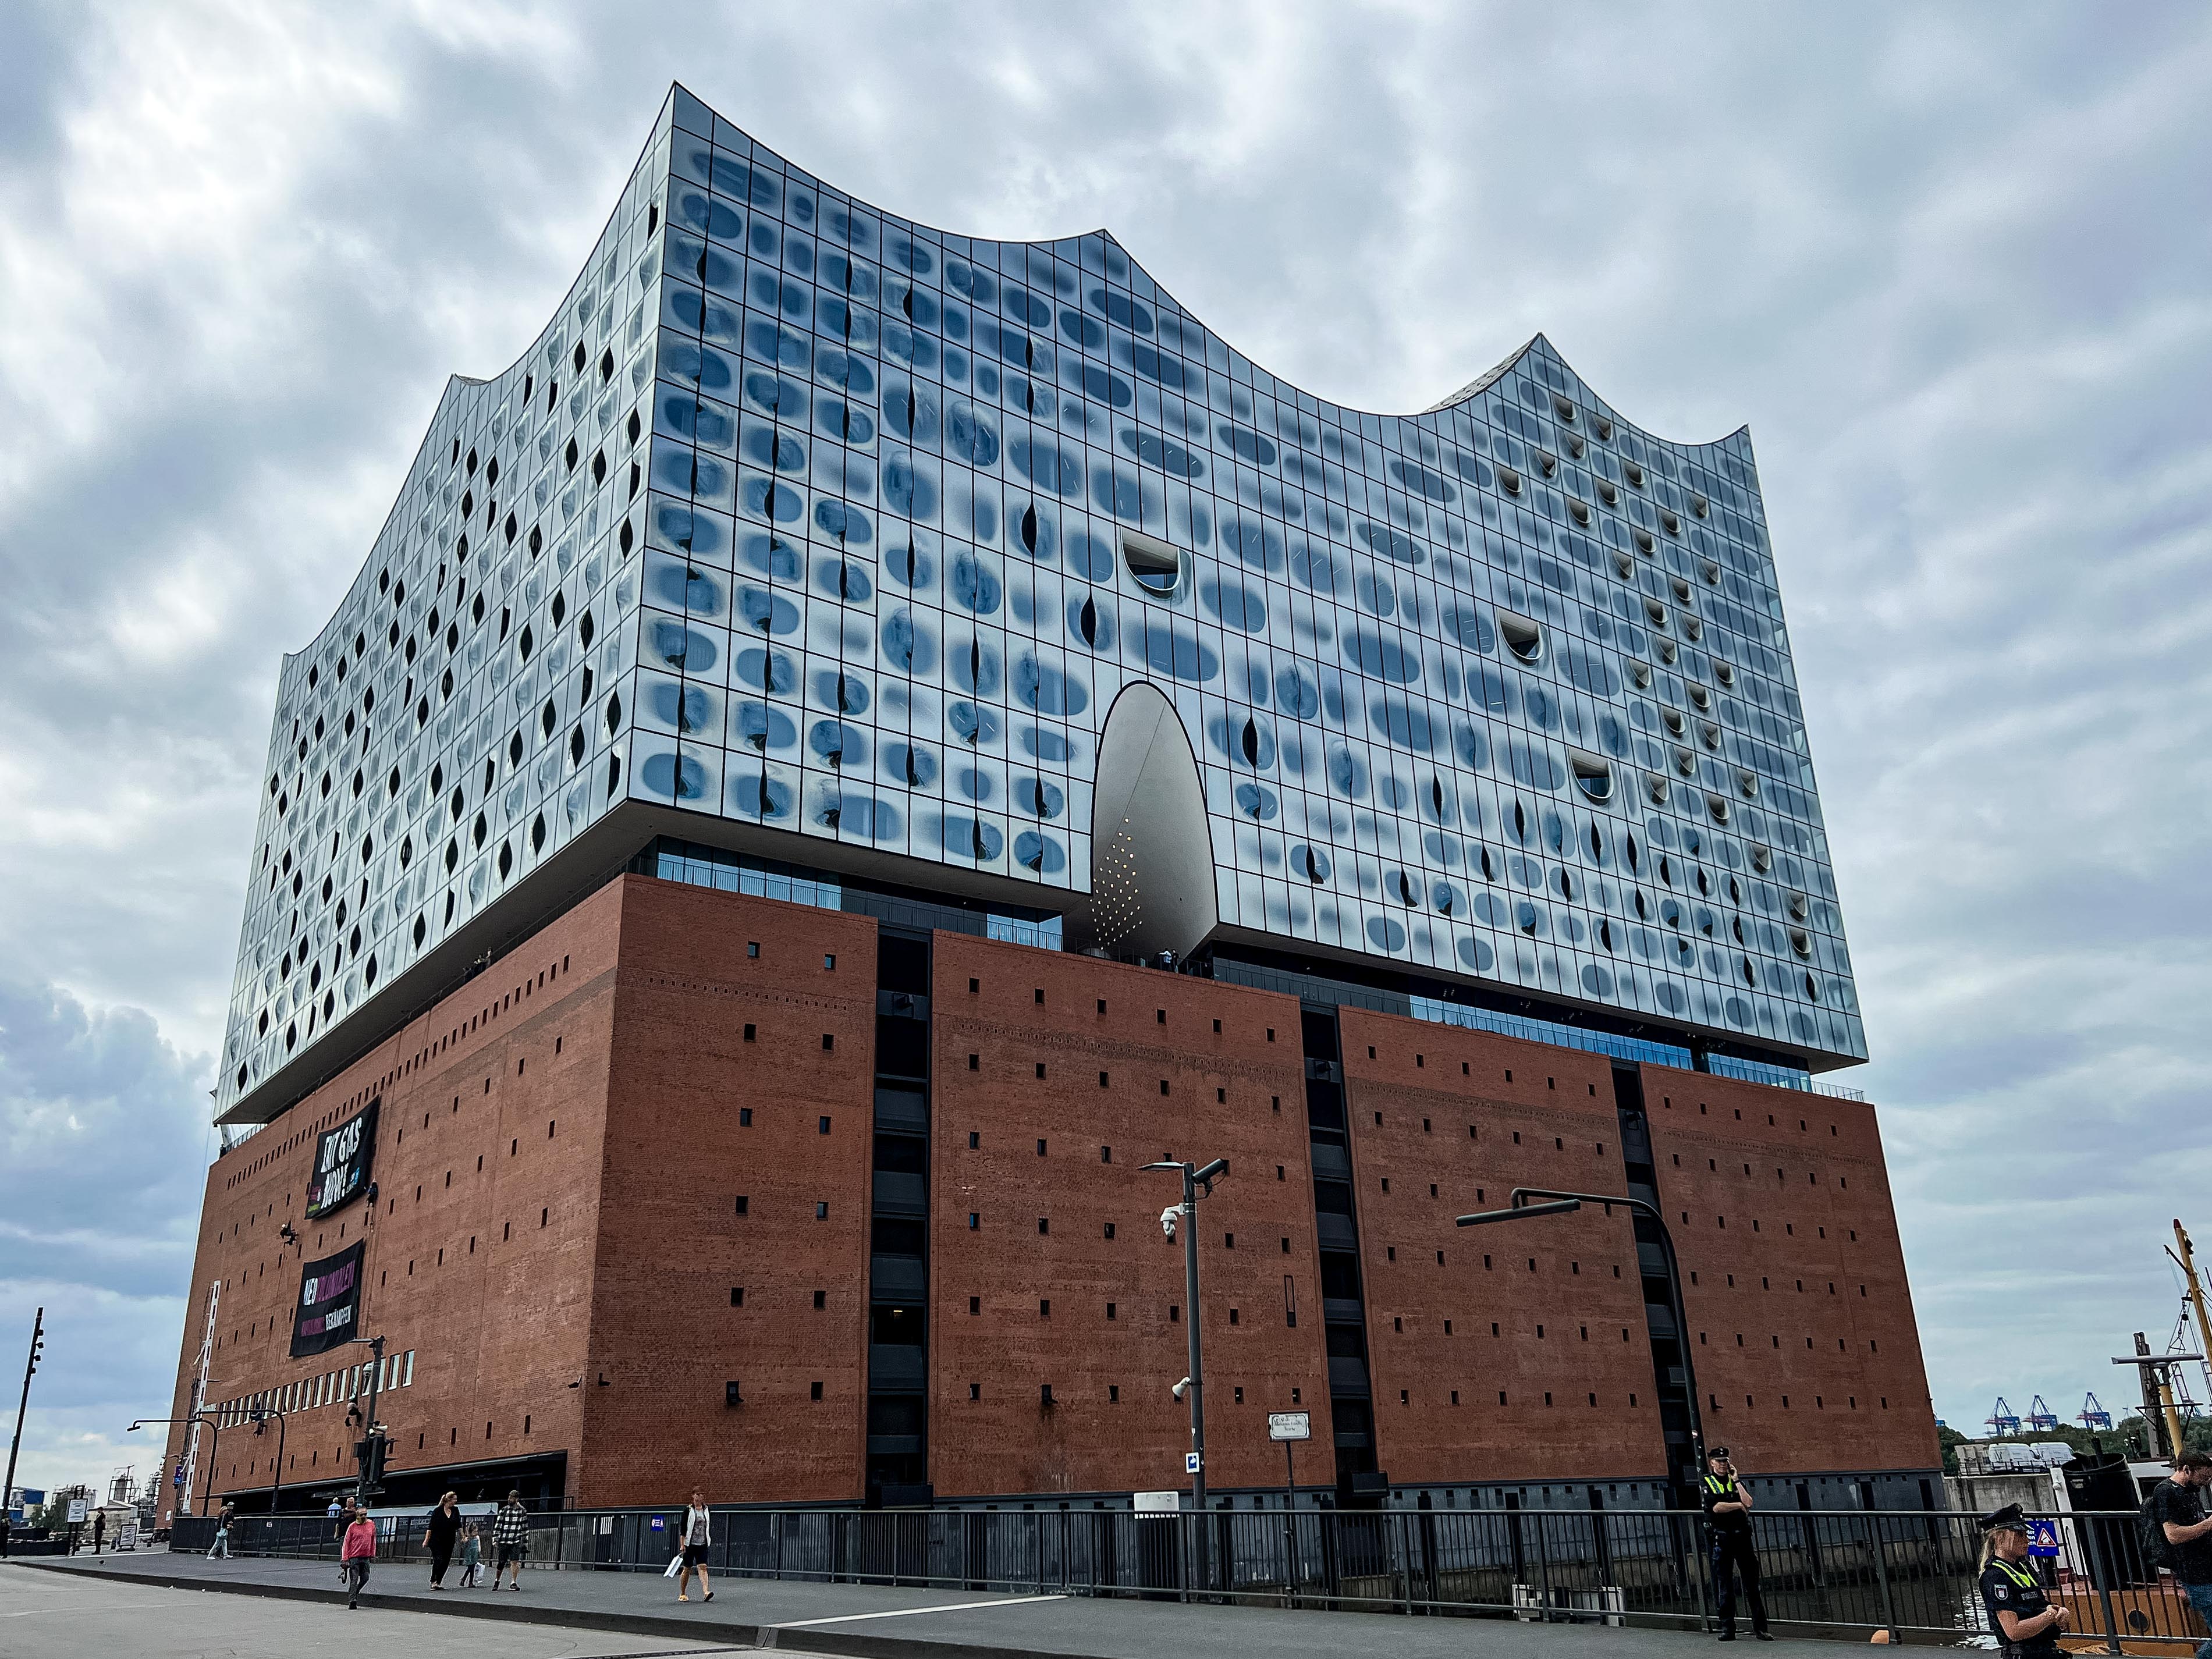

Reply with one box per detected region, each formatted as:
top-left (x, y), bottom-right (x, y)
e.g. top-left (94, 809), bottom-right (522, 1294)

top-left (162, 878), bottom-right (1936, 1513)
top-left (1638, 1065), bottom-right (1940, 1475)
top-left (161, 876), bottom-right (624, 1517)
top-left (927, 935), bottom-right (1320, 1497)
top-left (1338, 1008), bottom-right (1668, 1484)
top-left (579, 876), bottom-right (879, 1504)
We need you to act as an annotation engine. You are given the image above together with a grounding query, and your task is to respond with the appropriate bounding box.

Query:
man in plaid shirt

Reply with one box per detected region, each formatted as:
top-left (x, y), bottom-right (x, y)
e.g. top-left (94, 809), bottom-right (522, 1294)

top-left (491, 1490), bottom-right (531, 1589)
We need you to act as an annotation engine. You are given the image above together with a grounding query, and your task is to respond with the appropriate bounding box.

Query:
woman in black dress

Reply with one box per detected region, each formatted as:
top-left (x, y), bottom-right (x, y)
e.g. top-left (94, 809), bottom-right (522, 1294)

top-left (424, 1491), bottom-right (463, 1588)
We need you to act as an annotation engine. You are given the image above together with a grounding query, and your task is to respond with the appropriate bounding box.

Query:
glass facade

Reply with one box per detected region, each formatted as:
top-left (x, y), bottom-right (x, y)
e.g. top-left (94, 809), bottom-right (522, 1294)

top-left (216, 82), bottom-right (1862, 1121)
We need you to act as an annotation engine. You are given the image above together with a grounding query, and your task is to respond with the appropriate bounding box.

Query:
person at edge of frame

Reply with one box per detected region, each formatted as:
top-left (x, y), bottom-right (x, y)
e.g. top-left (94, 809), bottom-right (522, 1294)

top-left (2147, 1451), bottom-right (2212, 1659)
top-left (1977, 1502), bottom-right (2067, 1657)
top-left (1700, 1447), bottom-right (1772, 1642)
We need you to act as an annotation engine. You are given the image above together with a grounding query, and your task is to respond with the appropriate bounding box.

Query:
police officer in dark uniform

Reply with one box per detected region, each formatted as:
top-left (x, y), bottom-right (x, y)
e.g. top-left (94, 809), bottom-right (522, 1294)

top-left (1701, 1447), bottom-right (1771, 1640)
top-left (1978, 1503), bottom-right (2067, 1656)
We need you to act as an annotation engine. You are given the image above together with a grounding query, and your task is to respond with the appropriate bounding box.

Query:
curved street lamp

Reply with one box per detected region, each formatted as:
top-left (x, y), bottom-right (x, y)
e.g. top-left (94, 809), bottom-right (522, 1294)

top-left (1457, 1186), bottom-right (1707, 1477)
top-left (128, 1413), bottom-right (225, 1516)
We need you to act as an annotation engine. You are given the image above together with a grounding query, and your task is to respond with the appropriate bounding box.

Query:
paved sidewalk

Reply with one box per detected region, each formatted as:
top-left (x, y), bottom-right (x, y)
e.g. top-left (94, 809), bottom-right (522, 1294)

top-left (10, 1549), bottom-right (1837, 1658)
top-left (0, 1566), bottom-right (749, 1659)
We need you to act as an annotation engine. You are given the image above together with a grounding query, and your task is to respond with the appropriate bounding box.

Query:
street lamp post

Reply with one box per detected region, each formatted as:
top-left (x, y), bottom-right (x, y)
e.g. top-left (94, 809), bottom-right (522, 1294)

top-left (128, 1415), bottom-right (225, 1516)
top-left (1457, 1186), bottom-right (1706, 1480)
top-left (252, 1410), bottom-right (288, 1515)
top-left (1144, 1154), bottom-right (1227, 1586)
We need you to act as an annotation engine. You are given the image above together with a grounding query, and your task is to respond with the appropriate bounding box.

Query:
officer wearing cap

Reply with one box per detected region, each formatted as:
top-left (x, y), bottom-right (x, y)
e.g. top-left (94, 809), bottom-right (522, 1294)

top-left (1978, 1504), bottom-right (2066, 1656)
top-left (1700, 1447), bottom-right (1771, 1641)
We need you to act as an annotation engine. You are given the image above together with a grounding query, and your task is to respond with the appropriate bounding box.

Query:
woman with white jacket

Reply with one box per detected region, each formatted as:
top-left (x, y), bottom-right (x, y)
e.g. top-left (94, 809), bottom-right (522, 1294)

top-left (676, 1490), bottom-right (713, 1603)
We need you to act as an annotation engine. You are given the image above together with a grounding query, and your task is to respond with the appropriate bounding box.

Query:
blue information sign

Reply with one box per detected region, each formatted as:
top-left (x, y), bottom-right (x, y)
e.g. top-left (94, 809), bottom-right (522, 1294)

top-left (2028, 1519), bottom-right (2061, 1558)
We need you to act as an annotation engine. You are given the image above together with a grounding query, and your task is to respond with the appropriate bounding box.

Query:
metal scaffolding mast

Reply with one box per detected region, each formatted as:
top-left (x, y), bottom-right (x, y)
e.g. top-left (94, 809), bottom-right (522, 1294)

top-left (178, 1279), bottom-right (220, 1518)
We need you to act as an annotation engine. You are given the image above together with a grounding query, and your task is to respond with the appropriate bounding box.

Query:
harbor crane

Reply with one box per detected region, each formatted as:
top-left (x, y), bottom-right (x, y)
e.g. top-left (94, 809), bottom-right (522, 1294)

top-left (2080, 1392), bottom-right (2113, 1430)
top-left (2026, 1395), bottom-right (2061, 1430)
top-left (1987, 1397), bottom-right (2022, 1435)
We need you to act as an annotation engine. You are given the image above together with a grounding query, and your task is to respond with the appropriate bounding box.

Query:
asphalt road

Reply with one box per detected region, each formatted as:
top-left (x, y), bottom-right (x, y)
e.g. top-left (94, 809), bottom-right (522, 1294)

top-left (0, 1564), bottom-right (754, 1658)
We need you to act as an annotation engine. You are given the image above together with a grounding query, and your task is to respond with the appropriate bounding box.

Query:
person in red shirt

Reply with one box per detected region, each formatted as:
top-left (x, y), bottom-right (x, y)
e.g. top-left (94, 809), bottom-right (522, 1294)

top-left (340, 1512), bottom-right (378, 1609)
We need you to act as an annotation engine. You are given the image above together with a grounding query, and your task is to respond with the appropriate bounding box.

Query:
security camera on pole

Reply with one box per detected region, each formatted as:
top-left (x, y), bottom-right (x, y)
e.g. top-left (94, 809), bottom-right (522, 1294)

top-left (1144, 1157), bottom-right (1226, 1550)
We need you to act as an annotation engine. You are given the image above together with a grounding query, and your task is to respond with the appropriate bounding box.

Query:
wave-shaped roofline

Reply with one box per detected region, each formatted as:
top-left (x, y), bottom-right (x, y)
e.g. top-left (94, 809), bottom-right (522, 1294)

top-left (278, 82), bottom-right (1758, 673)
top-left (653, 83), bottom-right (1756, 453)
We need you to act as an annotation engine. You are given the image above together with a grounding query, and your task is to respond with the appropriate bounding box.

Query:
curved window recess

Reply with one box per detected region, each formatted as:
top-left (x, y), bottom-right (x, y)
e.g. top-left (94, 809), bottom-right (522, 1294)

top-left (1568, 751), bottom-right (1614, 804)
top-left (1565, 432), bottom-right (1586, 460)
top-left (1698, 720), bottom-right (1722, 752)
top-left (1735, 769), bottom-right (1759, 800)
top-left (1673, 746), bottom-right (1696, 777)
top-left (1704, 792), bottom-right (1731, 824)
top-left (1551, 394), bottom-right (1578, 424)
top-left (1121, 531), bottom-right (1183, 599)
top-left (1623, 460), bottom-right (1645, 488)
top-left (1656, 637), bottom-right (1678, 665)
top-left (1691, 493), bottom-right (1709, 518)
top-left (1644, 599), bottom-right (1669, 631)
top-left (1634, 528), bottom-right (1655, 555)
top-left (1645, 773), bottom-right (1670, 806)
top-left (1670, 576), bottom-right (1693, 603)
top-left (1750, 844), bottom-right (1774, 873)
top-left (1597, 479), bottom-right (1619, 506)
top-left (1661, 707), bottom-right (1685, 737)
top-left (1700, 559), bottom-right (1722, 586)
top-left (1788, 928), bottom-right (1812, 959)
top-left (1496, 464), bottom-right (1522, 496)
top-left (1593, 414), bottom-right (1615, 442)
top-left (1535, 451), bottom-right (1558, 480)
top-left (1569, 498), bottom-right (1592, 527)
top-left (1787, 891), bottom-right (1810, 922)
top-left (1804, 971), bottom-right (1820, 1000)
top-left (1626, 659), bottom-right (1653, 690)
top-left (1496, 611), bottom-right (1544, 664)
top-left (1686, 683), bottom-right (1712, 712)
top-left (1713, 661), bottom-right (1737, 688)
top-left (1611, 549), bottom-right (1635, 580)
top-left (1660, 509), bottom-right (1681, 536)
top-left (1682, 615), bottom-right (1704, 642)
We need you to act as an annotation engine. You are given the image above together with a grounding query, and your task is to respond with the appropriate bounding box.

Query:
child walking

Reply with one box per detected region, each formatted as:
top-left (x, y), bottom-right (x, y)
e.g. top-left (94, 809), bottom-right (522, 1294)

top-left (457, 1522), bottom-right (482, 1588)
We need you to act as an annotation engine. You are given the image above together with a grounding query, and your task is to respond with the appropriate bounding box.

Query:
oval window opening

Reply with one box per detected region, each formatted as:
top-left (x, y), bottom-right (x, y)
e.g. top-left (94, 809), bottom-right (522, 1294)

top-left (1705, 793), bottom-right (1731, 824)
top-left (1121, 532), bottom-right (1181, 598)
top-left (1497, 612), bottom-right (1543, 664)
top-left (1570, 754), bottom-right (1613, 804)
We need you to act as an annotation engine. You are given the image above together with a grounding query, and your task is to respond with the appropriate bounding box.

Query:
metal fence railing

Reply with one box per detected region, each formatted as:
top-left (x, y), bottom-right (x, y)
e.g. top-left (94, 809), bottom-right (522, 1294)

top-left (161, 1505), bottom-right (2208, 1650)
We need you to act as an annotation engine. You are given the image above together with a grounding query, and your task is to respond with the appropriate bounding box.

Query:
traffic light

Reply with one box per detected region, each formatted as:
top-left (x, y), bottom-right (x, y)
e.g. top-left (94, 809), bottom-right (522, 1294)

top-left (353, 1431), bottom-right (390, 1490)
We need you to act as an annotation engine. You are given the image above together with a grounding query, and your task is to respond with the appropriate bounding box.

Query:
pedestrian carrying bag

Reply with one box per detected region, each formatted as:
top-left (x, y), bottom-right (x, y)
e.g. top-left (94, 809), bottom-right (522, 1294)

top-left (663, 1553), bottom-right (683, 1578)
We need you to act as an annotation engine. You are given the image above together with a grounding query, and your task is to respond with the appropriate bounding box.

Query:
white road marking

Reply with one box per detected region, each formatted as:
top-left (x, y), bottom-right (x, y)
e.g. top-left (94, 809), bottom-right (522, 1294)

top-left (2, 1604), bottom-right (172, 1617)
top-left (775, 1591), bottom-right (1066, 1627)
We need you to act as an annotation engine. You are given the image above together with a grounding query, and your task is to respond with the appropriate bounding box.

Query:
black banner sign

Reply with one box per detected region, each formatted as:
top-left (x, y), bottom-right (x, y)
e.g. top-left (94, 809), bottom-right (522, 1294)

top-left (290, 1241), bottom-right (367, 1357)
top-left (304, 1098), bottom-right (378, 1220)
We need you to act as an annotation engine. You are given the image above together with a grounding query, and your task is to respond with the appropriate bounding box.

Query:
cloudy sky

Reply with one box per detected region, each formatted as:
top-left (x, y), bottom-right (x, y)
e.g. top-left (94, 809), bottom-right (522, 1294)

top-left (2, 2), bottom-right (2207, 1498)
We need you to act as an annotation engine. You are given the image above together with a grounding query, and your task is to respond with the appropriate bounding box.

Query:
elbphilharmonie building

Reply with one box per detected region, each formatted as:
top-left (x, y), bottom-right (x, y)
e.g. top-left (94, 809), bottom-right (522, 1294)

top-left (172, 87), bottom-right (1922, 1521)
